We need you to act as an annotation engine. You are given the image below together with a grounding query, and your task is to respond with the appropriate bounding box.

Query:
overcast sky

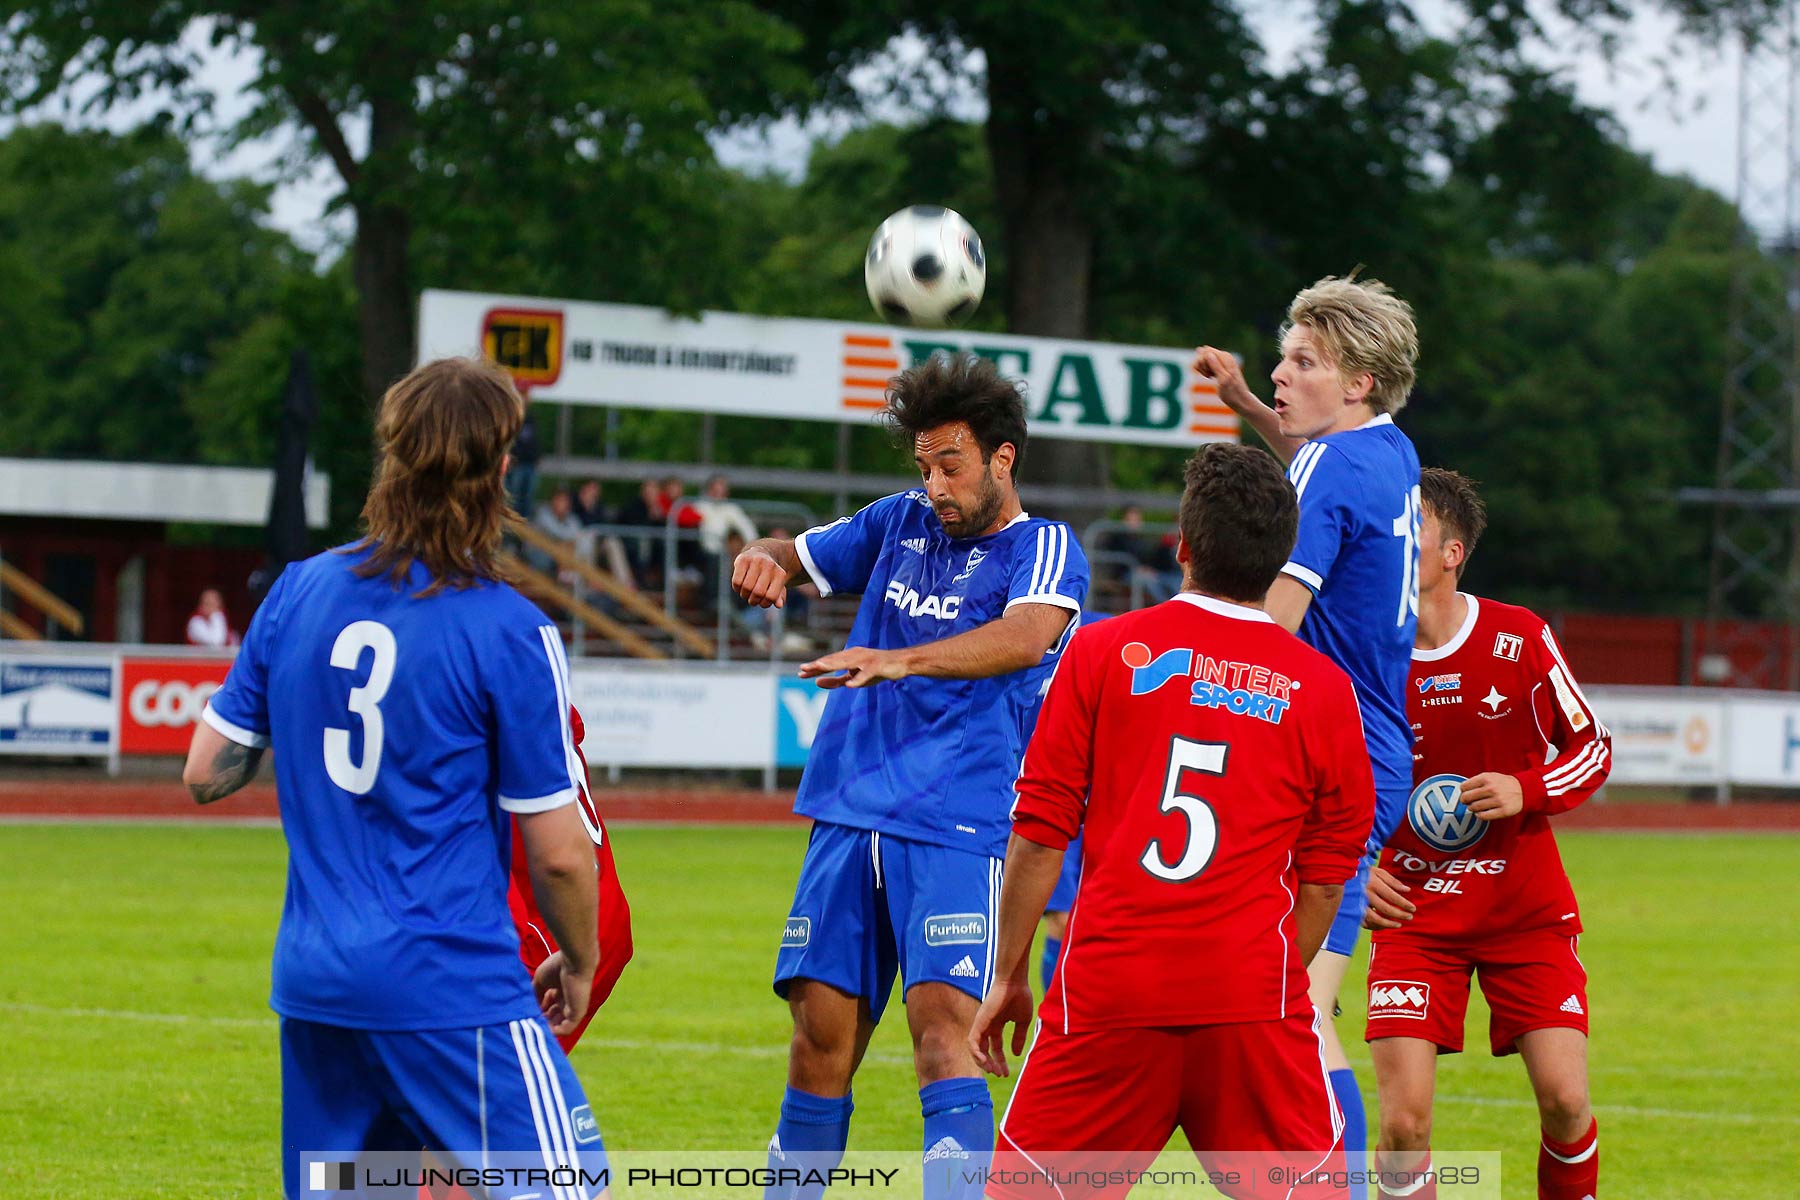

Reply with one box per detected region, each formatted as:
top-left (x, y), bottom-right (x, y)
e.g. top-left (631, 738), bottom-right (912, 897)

top-left (13, 4), bottom-right (1745, 260)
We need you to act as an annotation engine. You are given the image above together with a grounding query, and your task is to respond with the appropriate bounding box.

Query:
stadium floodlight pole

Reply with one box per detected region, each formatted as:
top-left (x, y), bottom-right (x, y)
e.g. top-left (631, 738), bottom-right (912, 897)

top-left (1698, 0), bottom-right (1800, 690)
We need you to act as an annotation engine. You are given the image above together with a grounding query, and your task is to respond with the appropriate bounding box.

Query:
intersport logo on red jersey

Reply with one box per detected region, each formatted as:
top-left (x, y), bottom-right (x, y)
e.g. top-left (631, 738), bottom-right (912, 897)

top-left (1120, 642), bottom-right (1294, 724)
top-left (119, 657), bottom-right (233, 754)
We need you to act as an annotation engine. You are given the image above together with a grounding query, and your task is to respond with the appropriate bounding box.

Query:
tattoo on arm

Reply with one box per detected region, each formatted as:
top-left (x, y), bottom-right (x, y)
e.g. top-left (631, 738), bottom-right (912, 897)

top-left (189, 742), bottom-right (265, 804)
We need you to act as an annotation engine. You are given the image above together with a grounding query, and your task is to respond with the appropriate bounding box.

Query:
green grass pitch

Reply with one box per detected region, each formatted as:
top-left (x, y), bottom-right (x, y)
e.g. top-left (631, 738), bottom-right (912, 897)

top-left (0, 822), bottom-right (1793, 1197)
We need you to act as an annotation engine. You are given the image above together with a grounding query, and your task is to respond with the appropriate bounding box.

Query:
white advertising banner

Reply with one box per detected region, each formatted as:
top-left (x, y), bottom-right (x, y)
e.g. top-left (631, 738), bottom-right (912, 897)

top-left (1588, 690), bottom-right (1726, 784)
top-left (1722, 695), bottom-right (1800, 787)
top-left (565, 664), bottom-right (775, 768)
top-left (0, 656), bottom-right (116, 756)
top-left (416, 288), bottom-right (1240, 448)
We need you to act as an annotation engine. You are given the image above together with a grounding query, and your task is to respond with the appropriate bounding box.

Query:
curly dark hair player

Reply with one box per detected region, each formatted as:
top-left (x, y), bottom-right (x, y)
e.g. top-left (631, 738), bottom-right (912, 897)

top-left (733, 351), bottom-right (1089, 1200)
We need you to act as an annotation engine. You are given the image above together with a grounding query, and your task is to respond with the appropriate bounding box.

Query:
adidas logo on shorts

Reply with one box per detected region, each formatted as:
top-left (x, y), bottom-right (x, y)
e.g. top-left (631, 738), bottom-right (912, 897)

top-left (1560, 994), bottom-right (1585, 1015)
top-left (949, 955), bottom-right (979, 979)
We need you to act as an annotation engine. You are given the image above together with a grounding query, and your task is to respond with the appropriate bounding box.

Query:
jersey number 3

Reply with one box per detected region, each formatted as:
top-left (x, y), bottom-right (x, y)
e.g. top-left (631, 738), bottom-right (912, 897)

top-left (324, 620), bottom-right (398, 795)
top-left (1141, 737), bottom-right (1226, 882)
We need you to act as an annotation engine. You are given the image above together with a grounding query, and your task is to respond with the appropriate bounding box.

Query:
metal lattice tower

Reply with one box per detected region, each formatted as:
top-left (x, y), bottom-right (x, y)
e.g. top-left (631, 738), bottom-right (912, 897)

top-left (1701, 2), bottom-right (1800, 689)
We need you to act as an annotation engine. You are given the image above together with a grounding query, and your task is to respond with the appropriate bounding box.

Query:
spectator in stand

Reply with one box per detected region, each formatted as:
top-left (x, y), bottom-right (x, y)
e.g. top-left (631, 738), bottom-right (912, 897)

top-left (574, 479), bottom-right (635, 587)
top-left (528, 486), bottom-right (591, 577)
top-left (1096, 505), bottom-right (1182, 604)
top-left (573, 479), bottom-right (606, 526)
top-left (504, 400), bottom-right (541, 518)
top-left (664, 476), bottom-right (706, 589)
top-left (616, 478), bottom-right (671, 589)
top-left (185, 588), bottom-right (240, 647)
top-left (694, 473), bottom-right (759, 613)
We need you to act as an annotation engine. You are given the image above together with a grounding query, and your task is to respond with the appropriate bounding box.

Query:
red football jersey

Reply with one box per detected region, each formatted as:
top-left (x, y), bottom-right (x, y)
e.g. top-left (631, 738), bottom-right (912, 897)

top-left (507, 706), bottom-right (634, 1051)
top-left (1013, 593), bottom-right (1375, 1033)
top-left (1380, 595), bottom-right (1610, 943)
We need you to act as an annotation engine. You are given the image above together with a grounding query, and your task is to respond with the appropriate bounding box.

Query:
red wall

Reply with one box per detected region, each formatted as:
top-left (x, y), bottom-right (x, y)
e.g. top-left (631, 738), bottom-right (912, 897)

top-left (0, 518), bottom-right (262, 644)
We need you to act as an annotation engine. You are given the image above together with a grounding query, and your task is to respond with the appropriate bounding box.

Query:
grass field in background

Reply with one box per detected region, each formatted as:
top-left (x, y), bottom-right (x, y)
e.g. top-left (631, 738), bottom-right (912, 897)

top-left (0, 823), bottom-right (1794, 1198)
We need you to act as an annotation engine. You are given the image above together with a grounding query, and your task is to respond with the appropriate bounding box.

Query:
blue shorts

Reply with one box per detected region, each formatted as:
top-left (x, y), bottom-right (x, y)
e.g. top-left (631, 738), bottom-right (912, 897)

top-left (1324, 852), bottom-right (1374, 957)
top-left (280, 1015), bottom-right (607, 1199)
top-left (774, 821), bottom-right (1002, 1022)
top-left (1045, 833), bottom-right (1082, 915)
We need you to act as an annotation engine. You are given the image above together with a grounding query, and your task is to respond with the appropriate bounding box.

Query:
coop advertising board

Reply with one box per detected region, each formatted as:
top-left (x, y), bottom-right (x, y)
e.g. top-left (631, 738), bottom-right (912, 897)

top-left (117, 657), bottom-right (235, 755)
top-left (0, 657), bottom-right (115, 755)
top-left (416, 288), bottom-right (1240, 448)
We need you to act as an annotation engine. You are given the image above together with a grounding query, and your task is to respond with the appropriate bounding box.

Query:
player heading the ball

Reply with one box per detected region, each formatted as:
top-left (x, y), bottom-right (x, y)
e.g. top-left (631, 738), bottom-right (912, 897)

top-left (185, 357), bottom-right (607, 1200)
top-left (733, 351), bottom-right (1088, 1200)
top-left (1196, 277), bottom-right (1423, 1190)
top-left (973, 442), bottom-right (1374, 1200)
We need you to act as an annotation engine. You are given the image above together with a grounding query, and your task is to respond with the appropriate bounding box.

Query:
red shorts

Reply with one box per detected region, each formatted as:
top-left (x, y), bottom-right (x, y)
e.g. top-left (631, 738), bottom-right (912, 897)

top-left (991, 1013), bottom-right (1346, 1200)
top-left (1364, 929), bottom-right (1588, 1056)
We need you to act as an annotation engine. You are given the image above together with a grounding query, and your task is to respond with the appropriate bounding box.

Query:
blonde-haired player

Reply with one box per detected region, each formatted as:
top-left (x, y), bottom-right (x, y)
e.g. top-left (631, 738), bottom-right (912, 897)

top-left (1195, 275), bottom-right (1424, 1196)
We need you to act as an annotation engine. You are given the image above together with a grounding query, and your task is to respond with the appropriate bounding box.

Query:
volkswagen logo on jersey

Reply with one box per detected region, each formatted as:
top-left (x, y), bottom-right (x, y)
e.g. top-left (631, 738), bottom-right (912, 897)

top-left (1407, 773), bottom-right (1488, 853)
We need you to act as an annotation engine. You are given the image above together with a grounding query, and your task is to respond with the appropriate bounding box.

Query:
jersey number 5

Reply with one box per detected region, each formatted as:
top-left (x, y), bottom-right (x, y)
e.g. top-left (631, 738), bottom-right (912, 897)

top-left (1141, 737), bottom-right (1226, 882)
top-left (324, 620), bottom-right (397, 795)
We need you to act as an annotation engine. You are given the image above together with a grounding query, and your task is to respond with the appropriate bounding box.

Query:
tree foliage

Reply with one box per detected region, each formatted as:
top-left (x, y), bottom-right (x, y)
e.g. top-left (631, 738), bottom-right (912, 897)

top-left (0, 0), bottom-right (1780, 613)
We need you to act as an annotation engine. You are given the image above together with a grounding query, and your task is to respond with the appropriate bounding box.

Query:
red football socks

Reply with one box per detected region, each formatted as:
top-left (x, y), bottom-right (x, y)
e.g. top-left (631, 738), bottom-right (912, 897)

top-left (1538, 1116), bottom-right (1599, 1199)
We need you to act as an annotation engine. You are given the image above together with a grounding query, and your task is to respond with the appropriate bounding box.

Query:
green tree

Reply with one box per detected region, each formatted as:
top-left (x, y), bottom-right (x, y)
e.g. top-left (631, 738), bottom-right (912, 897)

top-left (3, 2), bottom-right (807, 407)
top-left (0, 123), bottom-right (315, 463)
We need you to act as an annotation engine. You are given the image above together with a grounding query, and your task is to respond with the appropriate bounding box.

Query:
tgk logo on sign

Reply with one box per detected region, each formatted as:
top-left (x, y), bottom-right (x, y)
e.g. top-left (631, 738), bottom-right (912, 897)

top-left (119, 658), bottom-right (234, 754)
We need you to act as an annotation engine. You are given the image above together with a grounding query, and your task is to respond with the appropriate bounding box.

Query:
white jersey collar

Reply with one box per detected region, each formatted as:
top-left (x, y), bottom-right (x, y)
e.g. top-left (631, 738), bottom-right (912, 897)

top-left (1413, 593), bottom-right (1480, 661)
top-left (1171, 591), bottom-right (1275, 624)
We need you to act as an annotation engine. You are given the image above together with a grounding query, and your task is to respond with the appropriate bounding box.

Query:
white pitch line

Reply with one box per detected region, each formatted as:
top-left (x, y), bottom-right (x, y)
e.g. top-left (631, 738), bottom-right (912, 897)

top-left (2, 1002), bottom-right (1790, 1123)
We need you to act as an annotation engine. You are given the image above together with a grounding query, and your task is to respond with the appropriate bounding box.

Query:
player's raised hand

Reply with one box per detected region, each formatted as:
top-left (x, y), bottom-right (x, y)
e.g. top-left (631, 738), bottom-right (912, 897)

top-left (533, 949), bottom-right (594, 1037)
top-left (799, 647), bottom-right (911, 689)
top-left (969, 975), bottom-right (1035, 1078)
top-left (1363, 865), bottom-right (1416, 930)
top-left (1192, 345), bottom-right (1261, 416)
top-left (732, 546), bottom-right (788, 609)
top-left (1459, 772), bottom-right (1524, 821)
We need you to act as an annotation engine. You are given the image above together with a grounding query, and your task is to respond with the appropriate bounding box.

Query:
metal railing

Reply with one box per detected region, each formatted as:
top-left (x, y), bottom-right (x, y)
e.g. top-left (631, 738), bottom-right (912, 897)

top-left (1081, 519), bottom-right (1182, 612)
top-left (520, 500), bottom-right (821, 660)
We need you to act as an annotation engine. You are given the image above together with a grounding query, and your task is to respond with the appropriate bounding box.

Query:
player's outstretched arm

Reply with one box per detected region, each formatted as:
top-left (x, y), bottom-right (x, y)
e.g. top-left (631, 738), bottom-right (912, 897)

top-left (518, 802), bottom-right (600, 1036)
top-left (1192, 345), bottom-right (1304, 464)
top-left (971, 833), bottom-right (1066, 1077)
top-left (182, 721), bottom-right (266, 805)
top-left (800, 602), bottom-right (1072, 688)
top-left (732, 537), bottom-right (808, 608)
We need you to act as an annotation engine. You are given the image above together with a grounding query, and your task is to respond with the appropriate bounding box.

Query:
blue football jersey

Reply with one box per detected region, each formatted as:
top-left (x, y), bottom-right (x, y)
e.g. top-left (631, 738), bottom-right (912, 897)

top-left (794, 490), bottom-right (1088, 857)
top-left (204, 546), bottom-right (586, 1031)
top-left (1281, 413), bottom-right (1421, 842)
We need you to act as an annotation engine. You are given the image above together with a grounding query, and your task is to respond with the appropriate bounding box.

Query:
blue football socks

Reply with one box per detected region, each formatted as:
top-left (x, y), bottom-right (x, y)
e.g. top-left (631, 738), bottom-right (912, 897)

top-left (1331, 1067), bottom-right (1368, 1200)
top-left (765, 1086), bottom-right (852, 1200)
top-left (1040, 936), bottom-right (1063, 990)
top-left (920, 1078), bottom-right (993, 1200)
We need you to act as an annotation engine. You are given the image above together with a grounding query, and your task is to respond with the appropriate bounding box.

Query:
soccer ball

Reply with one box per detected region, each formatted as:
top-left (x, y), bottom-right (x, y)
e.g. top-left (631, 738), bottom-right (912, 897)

top-left (864, 206), bottom-right (987, 328)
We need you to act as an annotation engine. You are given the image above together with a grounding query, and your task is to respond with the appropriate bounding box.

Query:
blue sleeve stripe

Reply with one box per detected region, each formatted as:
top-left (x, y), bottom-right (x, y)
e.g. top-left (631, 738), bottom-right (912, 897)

top-left (536, 624), bottom-right (586, 798)
top-left (1290, 443), bottom-right (1329, 501)
top-left (1026, 526), bottom-right (1048, 596)
top-left (1027, 523), bottom-right (1070, 598)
